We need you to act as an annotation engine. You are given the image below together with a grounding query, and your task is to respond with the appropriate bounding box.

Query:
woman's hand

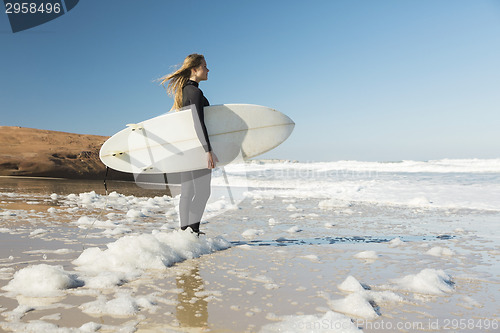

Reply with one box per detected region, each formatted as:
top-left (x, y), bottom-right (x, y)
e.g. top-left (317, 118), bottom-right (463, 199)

top-left (207, 151), bottom-right (218, 169)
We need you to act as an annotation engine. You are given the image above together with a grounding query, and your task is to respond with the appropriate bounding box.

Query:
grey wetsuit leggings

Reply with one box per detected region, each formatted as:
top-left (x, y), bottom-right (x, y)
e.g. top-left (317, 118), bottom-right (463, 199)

top-left (179, 169), bottom-right (212, 228)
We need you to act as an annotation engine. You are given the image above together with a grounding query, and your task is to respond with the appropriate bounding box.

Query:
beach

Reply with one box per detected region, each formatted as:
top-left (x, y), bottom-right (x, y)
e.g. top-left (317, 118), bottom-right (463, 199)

top-left (0, 159), bottom-right (499, 332)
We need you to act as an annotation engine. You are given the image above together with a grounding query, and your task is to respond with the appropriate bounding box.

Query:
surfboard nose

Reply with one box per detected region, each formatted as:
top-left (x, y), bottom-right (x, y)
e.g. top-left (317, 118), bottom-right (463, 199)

top-left (278, 110), bottom-right (295, 131)
top-left (268, 109), bottom-right (295, 150)
top-left (282, 113), bottom-right (295, 139)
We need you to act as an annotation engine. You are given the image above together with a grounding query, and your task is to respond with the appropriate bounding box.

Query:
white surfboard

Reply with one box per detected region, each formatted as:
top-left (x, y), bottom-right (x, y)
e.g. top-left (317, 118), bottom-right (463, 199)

top-left (100, 104), bottom-right (294, 174)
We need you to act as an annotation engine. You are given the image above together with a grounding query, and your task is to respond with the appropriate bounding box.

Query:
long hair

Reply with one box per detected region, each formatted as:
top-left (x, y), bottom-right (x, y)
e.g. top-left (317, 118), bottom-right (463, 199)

top-left (159, 54), bottom-right (205, 111)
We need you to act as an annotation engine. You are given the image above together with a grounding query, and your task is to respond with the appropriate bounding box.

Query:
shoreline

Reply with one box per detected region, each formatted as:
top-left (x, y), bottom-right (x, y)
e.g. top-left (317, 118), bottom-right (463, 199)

top-left (0, 175), bottom-right (68, 180)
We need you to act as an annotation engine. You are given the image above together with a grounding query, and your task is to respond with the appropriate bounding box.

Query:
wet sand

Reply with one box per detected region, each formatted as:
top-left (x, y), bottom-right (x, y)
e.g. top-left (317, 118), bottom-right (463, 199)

top-left (0, 177), bottom-right (499, 332)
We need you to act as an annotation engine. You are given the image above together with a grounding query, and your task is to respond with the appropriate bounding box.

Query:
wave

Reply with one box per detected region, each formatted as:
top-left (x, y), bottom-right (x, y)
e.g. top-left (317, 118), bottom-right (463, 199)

top-left (241, 158), bottom-right (500, 173)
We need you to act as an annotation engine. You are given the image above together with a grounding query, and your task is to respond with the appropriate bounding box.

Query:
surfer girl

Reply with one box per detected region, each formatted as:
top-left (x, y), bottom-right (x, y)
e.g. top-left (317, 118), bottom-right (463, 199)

top-left (160, 54), bottom-right (217, 235)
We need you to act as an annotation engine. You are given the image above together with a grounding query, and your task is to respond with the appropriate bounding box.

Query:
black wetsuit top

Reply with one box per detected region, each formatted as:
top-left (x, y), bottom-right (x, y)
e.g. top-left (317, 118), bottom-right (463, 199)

top-left (182, 80), bottom-right (212, 153)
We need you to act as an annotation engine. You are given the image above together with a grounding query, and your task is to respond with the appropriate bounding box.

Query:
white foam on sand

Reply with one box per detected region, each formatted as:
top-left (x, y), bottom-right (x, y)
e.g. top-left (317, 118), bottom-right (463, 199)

top-left (328, 292), bottom-right (379, 320)
top-left (24, 249), bottom-right (76, 255)
top-left (388, 268), bottom-right (454, 295)
top-left (353, 250), bottom-right (379, 260)
top-left (29, 228), bottom-right (48, 237)
top-left (300, 254), bottom-right (320, 262)
top-left (2, 264), bottom-right (83, 297)
top-left (0, 320), bottom-right (103, 333)
top-left (1, 229), bottom-right (231, 329)
top-left (73, 230), bottom-right (231, 275)
top-left (426, 246), bottom-right (455, 257)
top-left (338, 275), bottom-right (369, 293)
top-left (62, 191), bottom-right (174, 213)
top-left (318, 199), bottom-right (352, 210)
top-left (82, 272), bottom-right (128, 290)
top-left (74, 216), bottom-right (117, 229)
top-left (388, 237), bottom-right (405, 247)
top-left (79, 293), bottom-right (157, 317)
top-left (268, 218), bottom-right (278, 225)
top-left (241, 229), bottom-right (264, 238)
top-left (322, 276), bottom-right (405, 320)
top-left (286, 225), bottom-right (302, 233)
top-left (0, 210), bottom-right (17, 216)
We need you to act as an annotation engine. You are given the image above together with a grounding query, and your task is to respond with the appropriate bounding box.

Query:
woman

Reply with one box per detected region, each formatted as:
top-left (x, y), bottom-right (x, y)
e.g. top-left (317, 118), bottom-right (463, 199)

top-left (160, 54), bottom-right (217, 235)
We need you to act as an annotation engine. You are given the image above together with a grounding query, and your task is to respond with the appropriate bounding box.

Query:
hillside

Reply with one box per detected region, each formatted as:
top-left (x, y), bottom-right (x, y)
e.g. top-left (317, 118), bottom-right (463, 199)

top-left (0, 126), bottom-right (129, 179)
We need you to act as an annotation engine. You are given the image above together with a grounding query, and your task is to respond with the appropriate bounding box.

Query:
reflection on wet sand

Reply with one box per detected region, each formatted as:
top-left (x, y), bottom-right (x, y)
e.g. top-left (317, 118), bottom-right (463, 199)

top-left (0, 176), bottom-right (171, 197)
top-left (176, 263), bottom-right (208, 330)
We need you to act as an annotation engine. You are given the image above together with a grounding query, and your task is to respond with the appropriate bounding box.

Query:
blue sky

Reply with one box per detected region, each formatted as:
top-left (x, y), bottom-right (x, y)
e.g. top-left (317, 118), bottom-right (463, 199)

top-left (1, 0), bottom-right (499, 162)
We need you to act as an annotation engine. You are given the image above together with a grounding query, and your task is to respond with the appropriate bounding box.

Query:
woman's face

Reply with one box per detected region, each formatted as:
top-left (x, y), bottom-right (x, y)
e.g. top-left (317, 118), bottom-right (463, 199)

top-left (191, 59), bottom-right (209, 82)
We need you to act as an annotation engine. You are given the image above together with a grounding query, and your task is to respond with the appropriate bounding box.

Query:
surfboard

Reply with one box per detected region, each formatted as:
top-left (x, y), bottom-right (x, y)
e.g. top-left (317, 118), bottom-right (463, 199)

top-left (99, 104), bottom-right (294, 174)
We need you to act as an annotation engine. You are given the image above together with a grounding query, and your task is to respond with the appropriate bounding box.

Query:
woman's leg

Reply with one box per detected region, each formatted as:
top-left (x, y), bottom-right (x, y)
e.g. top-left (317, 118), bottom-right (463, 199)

top-left (179, 169), bottom-right (211, 232)
top-left (179, 171), bottom-right (195, 229)
top-left (188, 168), bottom-right (212, 228)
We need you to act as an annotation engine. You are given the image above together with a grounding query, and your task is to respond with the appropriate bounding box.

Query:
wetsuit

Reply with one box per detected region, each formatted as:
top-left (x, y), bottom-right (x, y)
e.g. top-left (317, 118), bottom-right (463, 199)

top-left (182, 80), bottom-right (212, 153)
top-left (179, 80), bottom-right (212, 233)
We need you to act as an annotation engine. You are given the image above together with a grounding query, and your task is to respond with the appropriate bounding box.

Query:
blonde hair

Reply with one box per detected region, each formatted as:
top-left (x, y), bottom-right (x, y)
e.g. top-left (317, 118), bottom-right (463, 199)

top-left (159, 53), bottom-right (205, 111)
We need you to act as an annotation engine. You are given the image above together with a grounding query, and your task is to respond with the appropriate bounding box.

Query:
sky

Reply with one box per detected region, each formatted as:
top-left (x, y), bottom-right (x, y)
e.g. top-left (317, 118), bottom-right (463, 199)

top-left (1, 0), bottom-right (500, 162)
